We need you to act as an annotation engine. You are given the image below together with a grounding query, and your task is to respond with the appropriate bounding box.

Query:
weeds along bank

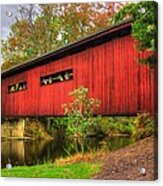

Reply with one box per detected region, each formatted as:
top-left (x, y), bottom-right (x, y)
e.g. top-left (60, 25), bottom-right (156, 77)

top-left (43, 113), bottom-right (156, 140)
top-left (2, 113), bottom-right (156, 140)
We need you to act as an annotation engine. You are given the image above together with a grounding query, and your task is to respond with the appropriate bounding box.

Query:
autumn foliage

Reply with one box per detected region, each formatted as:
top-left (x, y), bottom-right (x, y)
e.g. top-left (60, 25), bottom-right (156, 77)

top-left (1, 3), bottom-right (125, 71)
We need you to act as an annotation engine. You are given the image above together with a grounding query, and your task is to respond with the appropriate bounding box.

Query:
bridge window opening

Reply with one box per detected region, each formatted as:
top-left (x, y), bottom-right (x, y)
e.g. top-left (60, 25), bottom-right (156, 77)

top-left (8, 81), bottom-right (27, 93)
top-left (40, 69), bottom-right (73, 86)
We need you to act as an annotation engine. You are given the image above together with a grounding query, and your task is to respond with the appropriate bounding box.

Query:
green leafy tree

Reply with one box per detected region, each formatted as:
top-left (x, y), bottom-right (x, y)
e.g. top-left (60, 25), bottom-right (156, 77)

top-left (62, 85), bottom-right (100, 153)
top-left (112, 1), bottom-right (158, 68)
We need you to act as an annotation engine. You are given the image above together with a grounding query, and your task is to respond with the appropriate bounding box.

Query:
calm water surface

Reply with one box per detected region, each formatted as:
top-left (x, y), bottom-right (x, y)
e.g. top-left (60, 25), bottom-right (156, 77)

top-left (1, 137), bottom-right (134, 168)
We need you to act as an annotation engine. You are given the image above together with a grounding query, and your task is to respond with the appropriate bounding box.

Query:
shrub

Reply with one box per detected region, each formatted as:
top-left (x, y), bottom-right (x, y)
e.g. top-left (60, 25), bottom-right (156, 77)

top-left (62, 85), bottom-right (101, 153)
top-left (133, 113), bottom-right (157, 140)
top-left (87, 116), bottom-right (136, 137)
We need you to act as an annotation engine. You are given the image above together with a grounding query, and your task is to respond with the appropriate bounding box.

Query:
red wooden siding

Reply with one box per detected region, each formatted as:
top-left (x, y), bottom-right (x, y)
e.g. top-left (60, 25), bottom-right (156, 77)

top-left (1, 35), bottom-right (157, 117)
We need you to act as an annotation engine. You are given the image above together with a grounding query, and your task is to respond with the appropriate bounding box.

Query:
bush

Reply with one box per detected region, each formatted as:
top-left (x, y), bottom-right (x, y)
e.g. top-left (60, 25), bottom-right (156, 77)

top-left (87, 116), bottom-right (136, 137)
top-left (62, 85), bottom-right (101, 153)
top-left (133, 113), bottom-right (157, 140)
top-left (62, 85), bottom-right (100, 138)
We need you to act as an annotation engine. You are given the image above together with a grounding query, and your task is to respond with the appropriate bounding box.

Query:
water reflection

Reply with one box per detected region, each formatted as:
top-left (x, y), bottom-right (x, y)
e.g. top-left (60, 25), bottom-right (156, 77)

top-left (1, 137), bottom-right (134, 168)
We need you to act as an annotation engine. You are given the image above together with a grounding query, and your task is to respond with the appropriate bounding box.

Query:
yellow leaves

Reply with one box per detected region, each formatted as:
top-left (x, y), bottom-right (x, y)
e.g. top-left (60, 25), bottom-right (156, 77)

top-left (55, 151), bottom-right (106, 166)
top-left (11, 20), bottom-right (32, 37)
top-left (8, 37), bottom-right (18, 47)
top-left (101, 117), bottom-right (108, 125)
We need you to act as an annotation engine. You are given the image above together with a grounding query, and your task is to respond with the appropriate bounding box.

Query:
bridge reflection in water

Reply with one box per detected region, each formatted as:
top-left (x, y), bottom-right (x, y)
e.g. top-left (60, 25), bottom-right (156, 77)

top-left (1, 137), bottom-right (134, 168)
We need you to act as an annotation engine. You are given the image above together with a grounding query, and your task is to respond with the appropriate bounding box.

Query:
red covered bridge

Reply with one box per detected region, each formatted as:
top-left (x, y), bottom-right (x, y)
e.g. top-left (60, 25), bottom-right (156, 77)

top-left (1, 20), bottom-right (158, 117)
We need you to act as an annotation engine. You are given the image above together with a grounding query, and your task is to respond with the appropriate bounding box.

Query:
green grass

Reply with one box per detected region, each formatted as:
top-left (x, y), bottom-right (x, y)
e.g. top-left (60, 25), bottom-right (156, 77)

top-left (1, 162), bottom-right (101, 179)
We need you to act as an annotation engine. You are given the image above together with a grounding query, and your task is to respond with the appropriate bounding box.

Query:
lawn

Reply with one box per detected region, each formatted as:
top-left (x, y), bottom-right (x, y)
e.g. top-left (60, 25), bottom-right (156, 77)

top-left (1, 162), bottom-right (101, 179)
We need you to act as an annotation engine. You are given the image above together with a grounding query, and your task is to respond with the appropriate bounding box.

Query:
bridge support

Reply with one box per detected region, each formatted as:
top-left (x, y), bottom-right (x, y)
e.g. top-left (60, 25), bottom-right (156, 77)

top-left (1, 118), bottom-right (25, 139)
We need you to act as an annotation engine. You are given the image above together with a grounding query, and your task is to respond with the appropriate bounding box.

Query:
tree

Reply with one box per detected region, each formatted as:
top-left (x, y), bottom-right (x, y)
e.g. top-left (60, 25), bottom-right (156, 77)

top-left (2, 3), bottom-right (124, 71)
top-left (1, 4), bottom-right (39, 70)
top-left (112, 1), bottom-right (158, 68)
top-left (17, 4), bottom-right (39, 25)
top-left (62, 85), bottom-right (100, 153)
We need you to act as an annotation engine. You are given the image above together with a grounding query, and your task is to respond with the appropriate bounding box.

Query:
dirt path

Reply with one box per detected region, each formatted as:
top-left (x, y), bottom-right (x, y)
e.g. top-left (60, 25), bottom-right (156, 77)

top-left (94, 136), bottom-right (158, 181)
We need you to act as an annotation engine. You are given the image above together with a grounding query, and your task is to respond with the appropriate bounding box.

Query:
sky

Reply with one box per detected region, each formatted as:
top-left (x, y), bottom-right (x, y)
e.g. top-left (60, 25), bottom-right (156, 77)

top-left (1, 5), bottom-right (19, 39)
top-left (1, 4), bottom-right (40, 40)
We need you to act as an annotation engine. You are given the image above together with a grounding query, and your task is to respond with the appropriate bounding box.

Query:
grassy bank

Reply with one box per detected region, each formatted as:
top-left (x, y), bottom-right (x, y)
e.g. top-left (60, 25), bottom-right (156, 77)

top-left (1, 162), bottom-right (101, 178)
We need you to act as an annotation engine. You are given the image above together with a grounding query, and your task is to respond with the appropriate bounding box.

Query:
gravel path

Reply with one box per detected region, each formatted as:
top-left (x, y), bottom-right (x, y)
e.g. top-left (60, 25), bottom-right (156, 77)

top-left (94, 136), bottom-right (158, 181)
